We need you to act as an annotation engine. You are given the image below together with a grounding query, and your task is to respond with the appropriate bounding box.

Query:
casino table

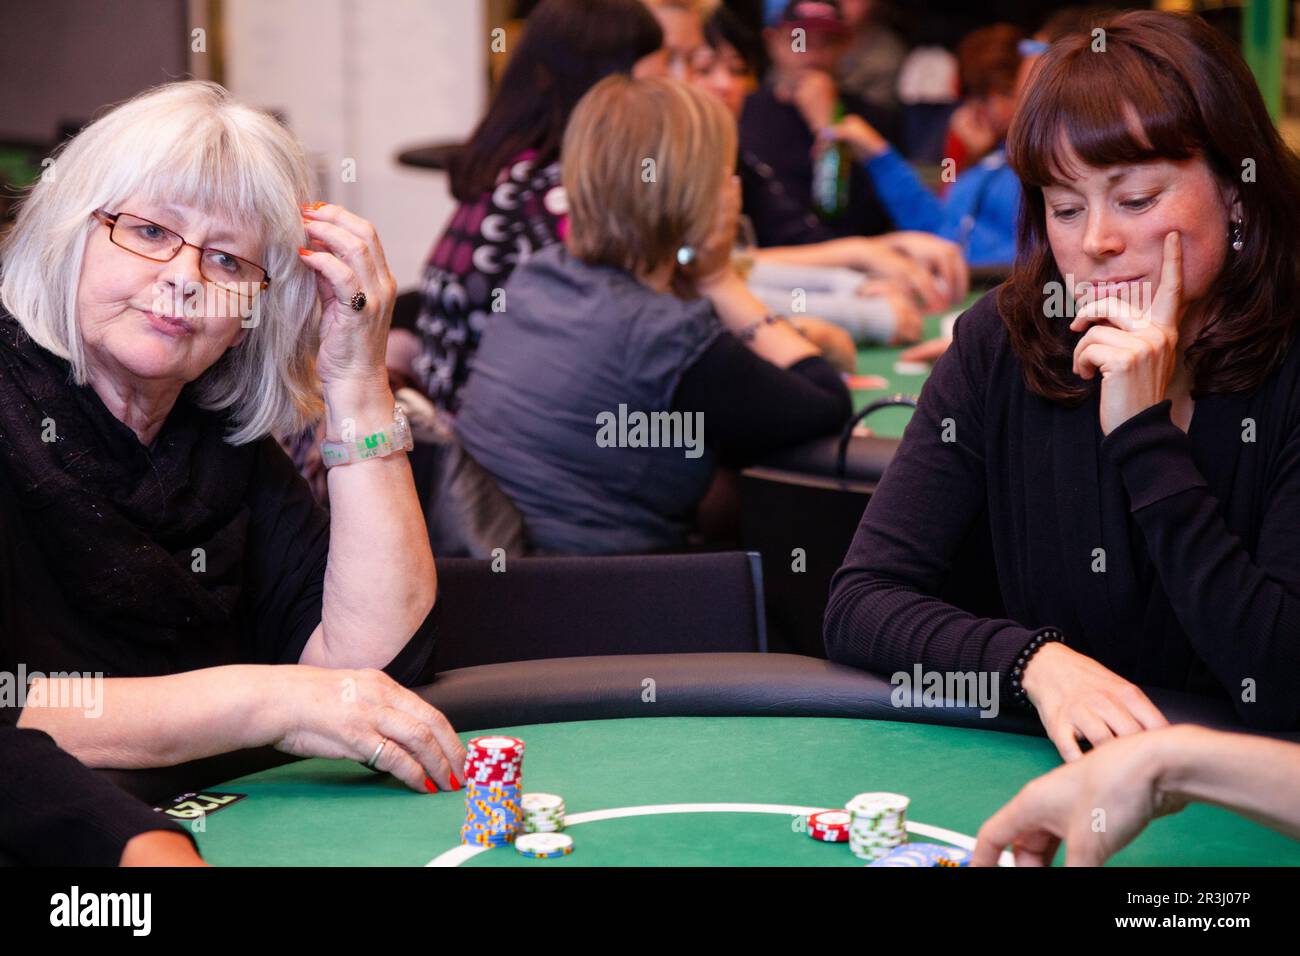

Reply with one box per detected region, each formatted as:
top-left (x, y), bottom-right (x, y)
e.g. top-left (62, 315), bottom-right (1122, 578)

top-left (849, 296), bottom-right (975, 440)
top-left (103, 654), bottom-right (1300, 867)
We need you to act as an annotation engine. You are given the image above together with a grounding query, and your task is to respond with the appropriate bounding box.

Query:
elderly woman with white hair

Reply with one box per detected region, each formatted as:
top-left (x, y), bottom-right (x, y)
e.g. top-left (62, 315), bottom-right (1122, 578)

top-left (0, 81), bottom-right (466, 850)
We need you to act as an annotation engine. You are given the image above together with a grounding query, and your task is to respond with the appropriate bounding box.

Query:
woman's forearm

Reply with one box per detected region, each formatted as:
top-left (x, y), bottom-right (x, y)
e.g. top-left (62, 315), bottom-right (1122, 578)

top-left (753, 238), bottom-right (865, 271)
top-left (698, 272), bottom-right (819, 368)
top-left (303, 376), bottom-right (437, 670)
top-left (15, 667), bottom-right (286, 768)
top-left (1157, 726), bottom-right (1300, 840)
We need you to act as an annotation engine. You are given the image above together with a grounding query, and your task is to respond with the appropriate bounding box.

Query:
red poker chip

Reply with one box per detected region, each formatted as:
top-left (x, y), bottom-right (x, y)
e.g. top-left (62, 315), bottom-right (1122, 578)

top-left (808, 810), bottom-right (852, 829)
top-left (466, 774), bottom-right (520, 786)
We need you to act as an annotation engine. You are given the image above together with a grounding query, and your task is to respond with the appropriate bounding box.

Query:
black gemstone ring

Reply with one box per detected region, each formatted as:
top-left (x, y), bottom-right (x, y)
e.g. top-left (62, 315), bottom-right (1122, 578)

top-left (349, 291), bottom-right (367, 312)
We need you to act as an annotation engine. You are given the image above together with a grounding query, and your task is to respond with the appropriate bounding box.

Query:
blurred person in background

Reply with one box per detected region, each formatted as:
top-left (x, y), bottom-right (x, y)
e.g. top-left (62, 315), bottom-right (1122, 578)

top-left (739, 0), bottom-right (900, 247)
top-left (693, 2), bottom-right (968, 342)
top-left (409, 0), bottom-right (666, 414)
top-left (836, 0), bottom-right (906, 114)
top-left (455, 77), bottom-right (853, 555)
top-left (822, 23), bottom-right (1025, 269)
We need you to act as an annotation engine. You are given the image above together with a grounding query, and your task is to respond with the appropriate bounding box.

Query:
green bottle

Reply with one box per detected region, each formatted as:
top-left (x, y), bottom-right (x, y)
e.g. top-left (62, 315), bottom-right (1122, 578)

top-left (812, 100), bottom-right (851, 221)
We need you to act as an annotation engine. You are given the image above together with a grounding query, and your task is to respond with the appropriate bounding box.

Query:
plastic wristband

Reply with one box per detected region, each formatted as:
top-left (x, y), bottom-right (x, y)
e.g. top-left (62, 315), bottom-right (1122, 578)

top-left (320, 403), bottom-right (414, 468)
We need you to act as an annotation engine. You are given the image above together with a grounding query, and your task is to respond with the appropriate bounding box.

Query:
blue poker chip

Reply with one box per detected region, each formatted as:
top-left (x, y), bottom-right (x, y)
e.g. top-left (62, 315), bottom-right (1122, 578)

top-left (868, 843), bottom-right (971, 867)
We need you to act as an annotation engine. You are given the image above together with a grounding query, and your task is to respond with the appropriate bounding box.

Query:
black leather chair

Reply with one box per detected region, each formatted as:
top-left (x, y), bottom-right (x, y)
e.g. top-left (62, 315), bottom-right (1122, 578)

top-left (740, 384), bottom-right (1010, 657)
top-left (739, 401), bottom-right (909, 657)
top-left (430, 551), bottom-right (767, 671)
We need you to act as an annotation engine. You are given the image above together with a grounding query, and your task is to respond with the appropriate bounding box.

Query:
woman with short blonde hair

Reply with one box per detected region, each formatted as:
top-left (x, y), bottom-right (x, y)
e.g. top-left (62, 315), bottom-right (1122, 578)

top-left (455, 75), bottom-right (852, 555)
top-left (563, 72), bottom-right (736, 275)
top-left (0, 82), bottom-right (466, 861)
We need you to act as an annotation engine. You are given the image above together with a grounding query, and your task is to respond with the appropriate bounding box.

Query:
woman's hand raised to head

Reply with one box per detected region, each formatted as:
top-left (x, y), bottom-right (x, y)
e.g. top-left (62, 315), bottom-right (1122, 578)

top-left (273, 665), bottom-right (468, 793)
top-left (777, 69), bottom-right (839, 136)
top-left (681, 172), bottom-right (744, 294)
top-left (299, 202), bottom-right (399, 388)
top-left (1021, 642), bottom-right (1169, 763)
top-left (820, 113), bottom-right (889, 163)
top-left (1070, 230), bottom-right (1185, 435)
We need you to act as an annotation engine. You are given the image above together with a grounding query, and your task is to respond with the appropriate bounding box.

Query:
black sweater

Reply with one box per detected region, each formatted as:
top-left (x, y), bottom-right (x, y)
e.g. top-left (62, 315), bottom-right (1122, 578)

top-left (672, 337), bottom-right (851, 465)
top-left (825, 290), bottom-right (1300, 729)
top-left (0, 712), bottom-right (197, 865)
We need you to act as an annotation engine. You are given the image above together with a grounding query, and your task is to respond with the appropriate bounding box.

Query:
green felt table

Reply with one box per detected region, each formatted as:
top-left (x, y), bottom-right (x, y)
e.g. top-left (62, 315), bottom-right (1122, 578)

top-left (849, 292), bottom-right (985, 439)
top-left (191, 715), bottom-right (1300, 867)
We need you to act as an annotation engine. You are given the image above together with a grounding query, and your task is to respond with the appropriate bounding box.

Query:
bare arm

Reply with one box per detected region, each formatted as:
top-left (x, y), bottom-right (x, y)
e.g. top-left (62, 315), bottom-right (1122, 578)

top-left (16, 668), bottom-right (283, 767)
top-left (973, 724), bottom-right (1300, 866)
top-left (16, 665), bottom-right (466, 791)
top-left (297, 375), bottom-right (436, 670)
top-left (296, 202), bottom-right (437, 671)
top-left (1158, 726), bottom-right (1300, 840)
top-left (697, 271), bottom-right (819, 368)
top-left (753, 237), bottom-right (875, 270)
top-left (754, 233), bottom-right (967, 313)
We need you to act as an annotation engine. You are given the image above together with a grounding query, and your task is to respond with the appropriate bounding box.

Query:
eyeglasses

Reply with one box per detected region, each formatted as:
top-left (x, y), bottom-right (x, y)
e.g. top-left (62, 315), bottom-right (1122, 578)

top-left (93, 210), bottom-right (270, 304)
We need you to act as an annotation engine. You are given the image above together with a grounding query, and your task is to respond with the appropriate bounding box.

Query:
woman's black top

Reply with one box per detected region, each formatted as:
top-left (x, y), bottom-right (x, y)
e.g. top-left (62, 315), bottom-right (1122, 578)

top-left (0, 308), bottom-right (432, 682)
top-left (825, 290), bottom-right (1300, 729)
top-left (0, 308), bottom-right (434, 861)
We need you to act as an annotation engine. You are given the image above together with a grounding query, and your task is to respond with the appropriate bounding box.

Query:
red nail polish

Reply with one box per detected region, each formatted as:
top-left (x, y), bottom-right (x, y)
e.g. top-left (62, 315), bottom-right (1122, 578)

top-left (450, 772), bottom-right (460, 790)
top-left (424, 776), bottom-right (438, 793)
top-left (298, 247), bottom-right (311, 256)
top-left (304, 200), bottom-right (328, 211)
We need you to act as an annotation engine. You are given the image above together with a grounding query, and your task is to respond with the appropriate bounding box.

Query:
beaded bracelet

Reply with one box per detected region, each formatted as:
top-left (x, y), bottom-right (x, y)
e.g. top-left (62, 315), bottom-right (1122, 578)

top-left (1008, 627), bottom-right (1065, 710)
top-left (736, 312), bottom-right (788, 342)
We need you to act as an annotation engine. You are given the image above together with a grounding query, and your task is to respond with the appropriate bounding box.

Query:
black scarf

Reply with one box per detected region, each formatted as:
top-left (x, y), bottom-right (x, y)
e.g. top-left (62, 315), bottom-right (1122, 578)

top-left (0, 310), bottom-right (257, 660)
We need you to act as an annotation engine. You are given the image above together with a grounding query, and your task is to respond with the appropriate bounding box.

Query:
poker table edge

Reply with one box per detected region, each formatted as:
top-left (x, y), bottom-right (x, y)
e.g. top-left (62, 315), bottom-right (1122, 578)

top-left (94, 653), bottom-right (1293, 806)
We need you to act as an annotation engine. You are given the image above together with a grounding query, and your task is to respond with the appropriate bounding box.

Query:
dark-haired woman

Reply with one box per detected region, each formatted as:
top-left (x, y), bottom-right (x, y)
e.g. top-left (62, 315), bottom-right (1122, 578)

top-left (825, 10), bottom-right (1300, 749)
top-left (412, 0), bottom-right (666, 412)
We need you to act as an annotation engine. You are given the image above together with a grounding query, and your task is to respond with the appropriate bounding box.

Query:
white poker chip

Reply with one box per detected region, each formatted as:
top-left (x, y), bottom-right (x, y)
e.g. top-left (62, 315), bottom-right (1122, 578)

top-left (846, 792), bottom-right (911, 816)
top-left (521, 792), bottom-right (565, 812)
top-left (893, 360), bottom-right (931, 376)
top-left (515, 833), bottom-right (574, 858)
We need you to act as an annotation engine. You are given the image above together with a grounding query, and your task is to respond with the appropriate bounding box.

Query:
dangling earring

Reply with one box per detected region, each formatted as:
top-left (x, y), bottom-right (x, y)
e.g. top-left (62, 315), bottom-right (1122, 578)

top-left (1231, 219), bottom-right (1244, 252)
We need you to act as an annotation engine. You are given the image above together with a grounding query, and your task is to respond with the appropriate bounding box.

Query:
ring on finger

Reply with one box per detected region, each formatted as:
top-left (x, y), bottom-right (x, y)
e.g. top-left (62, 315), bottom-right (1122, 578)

top-left (364, 736), bottom-right (388, 769)
top-left (349, 290), bottom-right (367, 312)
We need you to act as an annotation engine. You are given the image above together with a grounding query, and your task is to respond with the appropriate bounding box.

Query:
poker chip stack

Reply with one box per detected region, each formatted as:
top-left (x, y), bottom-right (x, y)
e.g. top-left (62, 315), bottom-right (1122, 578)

top-left (845, 792), bottom-right (909, 861)
top-left (459, 736), bottom-right (525, 847)
top-left (521, 792), bottom-right (566, 833)
top-left (805, 809), bottom-right (852, 843)
top-left (868, 842), bottom-right (972, 867)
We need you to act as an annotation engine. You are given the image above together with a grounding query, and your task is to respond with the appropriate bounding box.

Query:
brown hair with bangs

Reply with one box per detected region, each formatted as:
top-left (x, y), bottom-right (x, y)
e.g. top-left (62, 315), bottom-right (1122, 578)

top-left (1000, 9), bottom-right (1300, 403)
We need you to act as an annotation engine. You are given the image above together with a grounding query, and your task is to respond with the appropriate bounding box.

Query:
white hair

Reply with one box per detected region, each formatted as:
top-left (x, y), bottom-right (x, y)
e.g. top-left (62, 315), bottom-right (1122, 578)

top-left (0, 80), bottom-right (323, 444)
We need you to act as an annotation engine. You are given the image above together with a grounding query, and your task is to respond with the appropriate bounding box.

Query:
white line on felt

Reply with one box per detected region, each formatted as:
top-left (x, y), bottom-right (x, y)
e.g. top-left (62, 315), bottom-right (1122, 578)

top-left (427, 802), bottom-right (1015, 867)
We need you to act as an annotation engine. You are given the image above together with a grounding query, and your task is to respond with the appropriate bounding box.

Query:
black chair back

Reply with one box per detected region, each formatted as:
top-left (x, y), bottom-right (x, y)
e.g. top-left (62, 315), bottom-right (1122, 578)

top-left (429, 551), bottom-right (767, 671)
